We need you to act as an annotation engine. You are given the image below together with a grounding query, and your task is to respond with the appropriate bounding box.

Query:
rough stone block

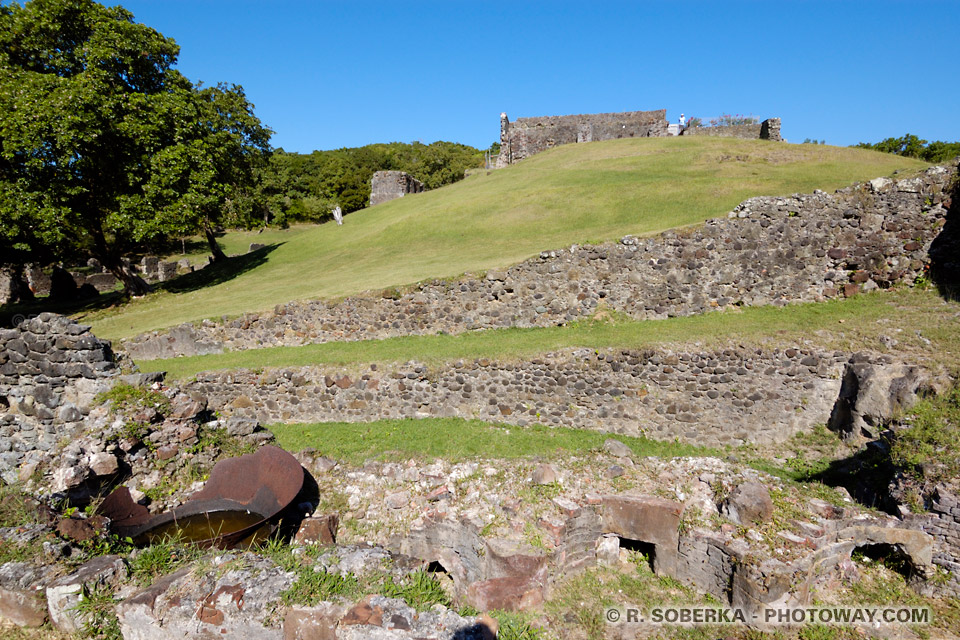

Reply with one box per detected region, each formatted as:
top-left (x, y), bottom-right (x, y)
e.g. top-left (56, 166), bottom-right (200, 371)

top-left (46, 555), bottom-right (127, 633)
top-left (601, 495), bottom-right (683, 576)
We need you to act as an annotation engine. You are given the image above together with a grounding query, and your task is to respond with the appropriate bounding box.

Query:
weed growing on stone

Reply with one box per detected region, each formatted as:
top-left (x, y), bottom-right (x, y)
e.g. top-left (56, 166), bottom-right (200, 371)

top-left (72, 582), bottom-right (122, 640)
top-left (0, 538), bottom-right (45, 565)
top-left (189, 426), bottom-right (257, 460)
top-left (890, 384), bottom-right (960, 485)
top-left (490, 610), bottom-right (544, 640)
top-left (0, 483), bottom-right (40, 528)
top-left (281, 566), bottom-right (360, 606)
top-left (95, 382), bottom-right (169, 416)
top-left (128, 535), bottom-right (204, 586)
top-left (380, 569), bottom-right (450, 611)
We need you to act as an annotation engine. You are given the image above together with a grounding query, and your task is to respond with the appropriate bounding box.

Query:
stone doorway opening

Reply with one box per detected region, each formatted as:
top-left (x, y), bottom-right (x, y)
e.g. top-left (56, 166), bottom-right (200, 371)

top-left (619, 538), bottom-right (657, 572)
top-left (853, 543), bottom-right (918, 581)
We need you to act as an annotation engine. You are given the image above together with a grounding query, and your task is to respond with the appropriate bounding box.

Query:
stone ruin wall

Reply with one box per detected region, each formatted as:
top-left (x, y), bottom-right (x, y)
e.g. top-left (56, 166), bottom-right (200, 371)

top-left (190, 348), bottom-right (922, 449)
top-left (906, 489), bottom-right (960, 596)
top-left (683, 117), bottom-right (782, 142)
top-left (0, 314), bottom-right (118, 484)
top-left (122, 162), bottom-right (958, 362)
top-left (369, 171), bottom-right (424, 206)
top-left (495, 109), bottom-right (669, 167)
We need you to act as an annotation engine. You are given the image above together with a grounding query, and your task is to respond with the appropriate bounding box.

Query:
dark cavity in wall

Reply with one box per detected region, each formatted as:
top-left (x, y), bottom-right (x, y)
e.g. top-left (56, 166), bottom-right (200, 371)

top-left (619, 537), bottom-right (657, 573)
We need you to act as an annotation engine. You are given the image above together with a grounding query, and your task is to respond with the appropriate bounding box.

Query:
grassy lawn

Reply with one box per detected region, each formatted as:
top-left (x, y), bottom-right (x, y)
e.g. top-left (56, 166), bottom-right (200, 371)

top-left (158, 224), bottom-right (319, 267)
top-left (140, 287), bottom-right (960, 381)
top-left (270, 417), bottom-right (717, 464)
top-left (82, 137), bottom-right (929, 341)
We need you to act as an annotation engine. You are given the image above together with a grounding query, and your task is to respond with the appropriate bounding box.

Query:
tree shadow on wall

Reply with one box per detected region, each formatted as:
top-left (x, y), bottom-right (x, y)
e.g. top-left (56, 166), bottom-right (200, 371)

top-left (929, 168), bottom-right (960, 301)
top-left (157, 243), bottom-right (283, 295)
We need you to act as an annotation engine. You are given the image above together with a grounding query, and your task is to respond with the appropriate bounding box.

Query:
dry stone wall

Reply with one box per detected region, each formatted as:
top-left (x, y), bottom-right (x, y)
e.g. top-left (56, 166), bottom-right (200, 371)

top-left (0, 314), bottom-right (118, 484)
top-left (496, 109), bottom-right (668, 167)
top-left (122, 162), bottom-right (958, 362)
top-left (906, 488), bottom-right (960, 597)
top-left (682, 118), bottom-right (782, 141)
top-left (187, 348), bottom-right (920, 448)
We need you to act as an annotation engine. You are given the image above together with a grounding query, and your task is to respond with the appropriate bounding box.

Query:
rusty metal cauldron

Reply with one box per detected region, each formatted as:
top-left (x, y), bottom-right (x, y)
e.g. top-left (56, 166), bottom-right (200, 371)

top-left (98, 445), bottom-right (304, 549)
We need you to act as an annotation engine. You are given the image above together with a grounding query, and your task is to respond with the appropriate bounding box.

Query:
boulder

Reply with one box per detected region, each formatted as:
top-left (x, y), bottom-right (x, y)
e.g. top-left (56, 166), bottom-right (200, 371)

top-left (283, 603), bottom-right (344, 640)
top-left (829, 361), bottom-right (939, 441)
top-left (0, 562), bottom-right (58, 627)
top-left (294, 514), bottom-right (339, 546)
top-left (46, 555), bottom-right (127, 633)
top-left (117, 555), bottom-right (295, 640)
top-left (89, 452), bottom-right (119, 476)
top-left (531, 463), bottom-right (557, 485)
top-left (602, 438), bottom-right (633, 459)
top-left (722, 482), bottom-right (774, 525)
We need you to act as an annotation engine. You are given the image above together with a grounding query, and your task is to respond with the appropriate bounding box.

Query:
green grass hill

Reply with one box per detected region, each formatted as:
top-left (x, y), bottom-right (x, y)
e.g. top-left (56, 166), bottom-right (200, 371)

top-left (86, 137), bottom-right (930, 341)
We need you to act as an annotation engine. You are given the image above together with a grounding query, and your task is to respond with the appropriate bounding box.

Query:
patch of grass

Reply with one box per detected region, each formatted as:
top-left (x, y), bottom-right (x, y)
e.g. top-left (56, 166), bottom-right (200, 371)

top-left (189, 426), bottom-right (258, 460)
top-left (490, 610), bottom-right (545, 640)
top-left (72, 582), bottom-right (122, 640)
top-left (0, 483), bottom-right (41, 528)
top-left (139, 287), bottom-right (960, 381)
top-left (128, 535), bottom-right (204, 586)
top-left (890, 384), bottom-right (960, 484)
top-left (280, 566), bottom-right (360, 606)
top-left (545, 550), bottom-right (722, 640)
top-left (94, 382), bottom-right (170, 416)
top-left (0, 625), bottom-right (74, 640)
top-left (84, 137), bottom-right (930, 341)
top-left (380, 569), bottom-right (450, 611)
top-left (279, 559), bottom-right (448, 612)
top-left (269, 417), bottom-right (718, 465)
top-left (158, 224), bottom-right (315, 268)
top-left (0, 539), bottom-right (45, 565)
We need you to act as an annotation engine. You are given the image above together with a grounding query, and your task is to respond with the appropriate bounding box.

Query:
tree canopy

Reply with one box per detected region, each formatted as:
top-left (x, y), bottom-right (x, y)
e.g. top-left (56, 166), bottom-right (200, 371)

top-left (854, 134), bottom-right (960, 164)
top-left (262, 141), bottom-right (487, 223)
top-left (0, 0), bottom-right (271, 295)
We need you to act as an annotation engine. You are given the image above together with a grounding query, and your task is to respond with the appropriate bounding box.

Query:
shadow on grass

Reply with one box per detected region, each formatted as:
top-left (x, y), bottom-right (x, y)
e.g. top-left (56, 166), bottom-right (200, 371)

top-left (154, 242), bottom-right (283, 295)
top-left (803, 441), bottom-right (899, 514)
top-left (0, 243), bottom-right (282, 329)
top-left (0, 291), bottom-right (126, 330)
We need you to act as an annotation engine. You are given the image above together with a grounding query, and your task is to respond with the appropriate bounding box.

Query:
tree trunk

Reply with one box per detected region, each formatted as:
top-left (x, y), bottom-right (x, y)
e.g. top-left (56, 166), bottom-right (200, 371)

top-left (102, 258), bottom-right (151, 297)
top-left (3, 263), bottom-right (34, 304)
top-left (205, 227), bottom-right (228, 263)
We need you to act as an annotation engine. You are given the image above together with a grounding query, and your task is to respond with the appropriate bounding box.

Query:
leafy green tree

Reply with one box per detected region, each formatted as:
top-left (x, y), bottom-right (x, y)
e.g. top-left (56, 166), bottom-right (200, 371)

top-left (261, 141), bottom-right (484, 221)
top-left (0, 0), bottom-right (271, 295)
top-left (854, 134), bottom-right (959, 163)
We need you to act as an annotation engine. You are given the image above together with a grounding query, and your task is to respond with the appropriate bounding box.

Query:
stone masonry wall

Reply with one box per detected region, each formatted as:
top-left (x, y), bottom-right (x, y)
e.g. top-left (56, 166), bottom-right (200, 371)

top-left (682, 118), bottom-right (782, 141)
top-left (122, 162), bottom-right (957, 362)
top-left (906, 488), bottom-right (960, 597)
top-left (187, 348), bottom-right (917, 448)
top-left (496, 109), bottom-right (668, 167)
top-left (370, 171), bottom-right (424, 206)
top-left (0, 314), bottom-right (117, 484)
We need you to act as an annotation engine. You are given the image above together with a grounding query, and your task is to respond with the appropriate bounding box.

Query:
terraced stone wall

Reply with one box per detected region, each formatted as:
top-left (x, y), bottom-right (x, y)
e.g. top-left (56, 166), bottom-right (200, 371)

top-left (122, 162), bottom-right (958, 362)
top-left (187, 348), bottom-right (918, 448)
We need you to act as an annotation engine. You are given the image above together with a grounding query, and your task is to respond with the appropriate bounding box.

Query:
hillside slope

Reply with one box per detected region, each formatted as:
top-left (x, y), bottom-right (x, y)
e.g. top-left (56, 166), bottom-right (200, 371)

top-left (86, 137), bottom-right (929, 340)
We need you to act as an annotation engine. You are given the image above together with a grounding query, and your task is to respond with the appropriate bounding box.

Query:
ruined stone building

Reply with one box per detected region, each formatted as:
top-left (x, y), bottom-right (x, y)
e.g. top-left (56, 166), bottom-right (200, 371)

top-left (496, 109), bottom-right (668, 167)
top-left (496, 109), bottom-right (782, 166)
top-left (370, 171), bottom-right (424, 206)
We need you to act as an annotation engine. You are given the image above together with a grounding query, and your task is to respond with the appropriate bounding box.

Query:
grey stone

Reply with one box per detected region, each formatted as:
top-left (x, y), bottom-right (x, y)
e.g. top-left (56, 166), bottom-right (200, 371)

top-left (722, 482), bottom-right (774, 525)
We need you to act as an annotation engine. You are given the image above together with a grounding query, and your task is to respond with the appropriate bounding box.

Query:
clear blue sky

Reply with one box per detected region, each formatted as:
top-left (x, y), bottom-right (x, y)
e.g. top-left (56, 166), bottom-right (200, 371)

top-left (120, 0), bottom-right (959, 153)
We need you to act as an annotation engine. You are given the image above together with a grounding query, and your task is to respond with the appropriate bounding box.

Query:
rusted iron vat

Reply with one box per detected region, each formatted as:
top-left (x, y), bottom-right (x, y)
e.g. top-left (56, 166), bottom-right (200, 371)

top-left (98, 445), bottom-right (304, 548)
